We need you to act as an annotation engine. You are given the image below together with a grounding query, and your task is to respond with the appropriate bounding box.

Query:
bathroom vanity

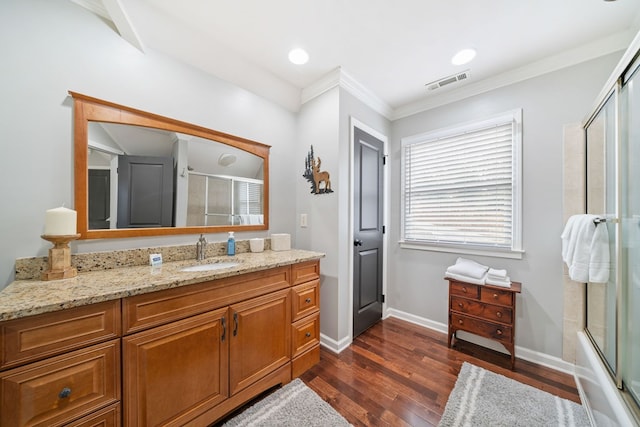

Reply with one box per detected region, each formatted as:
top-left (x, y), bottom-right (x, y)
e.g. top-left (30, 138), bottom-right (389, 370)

top-left (0, 249), bottom-right (322, 426)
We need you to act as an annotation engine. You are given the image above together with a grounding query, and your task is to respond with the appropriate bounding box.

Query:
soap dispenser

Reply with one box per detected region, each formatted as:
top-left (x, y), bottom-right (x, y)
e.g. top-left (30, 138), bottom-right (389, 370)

top-left (227, 231), bottom-right (235, 256)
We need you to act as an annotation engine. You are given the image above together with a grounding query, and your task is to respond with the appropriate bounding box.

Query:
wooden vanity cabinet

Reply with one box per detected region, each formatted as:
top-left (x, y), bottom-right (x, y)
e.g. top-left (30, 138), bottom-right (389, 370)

top-left (290, 261), bottom-right (321, 378)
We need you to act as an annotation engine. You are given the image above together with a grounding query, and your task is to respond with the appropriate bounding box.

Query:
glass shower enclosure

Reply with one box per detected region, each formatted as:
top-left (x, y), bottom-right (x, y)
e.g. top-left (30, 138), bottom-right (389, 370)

top-left (584, 56), bottom-right (640, 419)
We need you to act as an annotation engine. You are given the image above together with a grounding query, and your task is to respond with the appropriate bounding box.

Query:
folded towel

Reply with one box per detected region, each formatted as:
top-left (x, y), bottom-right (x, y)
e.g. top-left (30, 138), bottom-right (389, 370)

top-left (487, 268), bottom-right (508, 279)
top-left (561, 214), bottom-right (610, 283)
top-left (446, 258), bottom-right (489, 280)
top-left (485, 276), bottom-right (511, 287)
top-left (444, 271), bottom-right (488, 285)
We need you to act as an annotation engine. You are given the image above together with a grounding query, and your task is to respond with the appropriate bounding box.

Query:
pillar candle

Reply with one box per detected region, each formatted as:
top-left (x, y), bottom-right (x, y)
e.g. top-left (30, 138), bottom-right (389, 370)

top-left (44, 207), bottom-right (77, 235)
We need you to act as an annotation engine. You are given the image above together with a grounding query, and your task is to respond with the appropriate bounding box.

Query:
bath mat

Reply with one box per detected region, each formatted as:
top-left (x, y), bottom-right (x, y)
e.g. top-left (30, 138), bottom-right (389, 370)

top-left (438, 362), bottom-right (590, 426)
top-left (222, 378), bottom-right (351, 426)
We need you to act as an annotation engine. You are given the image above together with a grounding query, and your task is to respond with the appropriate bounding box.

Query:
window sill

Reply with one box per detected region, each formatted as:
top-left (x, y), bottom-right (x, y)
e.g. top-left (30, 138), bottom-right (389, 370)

top-left (399, 241), bottom-right (524, 260)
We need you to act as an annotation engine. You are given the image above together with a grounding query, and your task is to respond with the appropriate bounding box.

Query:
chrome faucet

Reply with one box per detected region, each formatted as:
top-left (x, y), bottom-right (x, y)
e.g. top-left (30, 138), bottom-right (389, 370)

top-left (196, 234), bottom-right (207, 260)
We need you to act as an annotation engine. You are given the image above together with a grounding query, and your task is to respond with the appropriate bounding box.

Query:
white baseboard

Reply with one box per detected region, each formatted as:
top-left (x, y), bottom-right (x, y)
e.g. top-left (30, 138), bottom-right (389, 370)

top-left (386, 307), bottom-right (576, 375)
top-left (319, 333), bottom-right (351, 354)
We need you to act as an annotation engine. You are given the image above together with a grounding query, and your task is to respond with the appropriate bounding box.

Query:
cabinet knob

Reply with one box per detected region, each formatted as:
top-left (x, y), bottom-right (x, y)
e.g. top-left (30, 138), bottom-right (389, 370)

top-left (493, 293), bottom-right (498, 299)
top-left (462, 287), bottom-right (467, 293)
top-left (458, 302), bottom-right (463, 308)
top-left (458, 319), bottom-right (463, 325)
top-left (305, 298), bottom-right (312, 304)
top-left (59, 387), bottom-right (72, 399)
top-left (496, 329), bottom-right (503, 335)
top-left (305, 332), bottom-right (311, 338)
top-left (496, 311), bottom-right (502, 318)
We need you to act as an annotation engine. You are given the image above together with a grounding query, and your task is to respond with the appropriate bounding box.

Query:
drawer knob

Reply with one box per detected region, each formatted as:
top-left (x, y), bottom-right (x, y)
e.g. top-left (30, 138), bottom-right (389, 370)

top-left (496, 311), bottom-right (502, 318)
top-left (305, 332), bottom-right (311, 337)
top-left (458, 302), bottom-right (463, 308)
top-left (496, 329), bottom-right (503, 336)
top-left (462, 287), bottom-right (467, 293)
top-left (59, 387), bottom-right (72, 399)
top-left (493, 293), bottom-right (499, 299)
top-left (458, 319), bottom-right (463, 325)
top-left (305, 298), bottom-right (312, 304)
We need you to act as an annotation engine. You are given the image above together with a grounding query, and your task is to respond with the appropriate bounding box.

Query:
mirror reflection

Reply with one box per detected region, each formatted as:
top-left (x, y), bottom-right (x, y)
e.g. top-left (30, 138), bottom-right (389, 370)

top-left (87, 122), bottom-right (264, 230)
top-left (71, 91), bottom-right (270, 239)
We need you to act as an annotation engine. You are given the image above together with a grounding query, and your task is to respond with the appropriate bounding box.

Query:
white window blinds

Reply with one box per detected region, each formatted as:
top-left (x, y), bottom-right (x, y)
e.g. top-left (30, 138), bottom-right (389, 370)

top-left (402, 110), bottom-right (522, 253)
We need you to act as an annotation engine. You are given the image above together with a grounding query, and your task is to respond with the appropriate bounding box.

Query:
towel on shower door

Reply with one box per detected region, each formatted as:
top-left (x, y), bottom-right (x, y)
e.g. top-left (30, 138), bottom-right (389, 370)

top-left (561, 214), bottom-right (610, 283)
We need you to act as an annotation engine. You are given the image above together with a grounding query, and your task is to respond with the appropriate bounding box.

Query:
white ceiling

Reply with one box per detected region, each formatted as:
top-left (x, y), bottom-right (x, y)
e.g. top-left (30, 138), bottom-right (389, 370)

top-left (80, 0), bottom-right (640, 118)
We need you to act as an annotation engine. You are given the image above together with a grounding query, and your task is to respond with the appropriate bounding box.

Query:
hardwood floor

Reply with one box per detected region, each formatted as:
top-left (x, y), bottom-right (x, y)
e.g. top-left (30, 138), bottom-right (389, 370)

top-left (300, 317), bottom-right (583, 427)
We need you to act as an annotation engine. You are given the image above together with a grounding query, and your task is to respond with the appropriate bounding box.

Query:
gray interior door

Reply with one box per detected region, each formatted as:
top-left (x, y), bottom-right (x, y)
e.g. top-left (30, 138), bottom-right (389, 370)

top-left (88, 169), bottom-right (110, 229)
top-left (117, 155), bottom-right (174, 228)
top-left (353, 127), bottom-right (384, 337)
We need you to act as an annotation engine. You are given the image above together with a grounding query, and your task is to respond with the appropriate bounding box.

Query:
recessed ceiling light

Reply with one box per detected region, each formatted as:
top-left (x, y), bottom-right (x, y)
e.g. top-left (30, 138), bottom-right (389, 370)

top-left (451, 48), bottom-right (477, 66)
top-left (288, 48), bottom-right (309, 65)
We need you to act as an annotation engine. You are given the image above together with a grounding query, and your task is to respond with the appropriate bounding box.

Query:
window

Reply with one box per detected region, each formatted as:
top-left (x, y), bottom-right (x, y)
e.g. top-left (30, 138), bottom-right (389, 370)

top-left (400, 109), bottom-right (523, 258)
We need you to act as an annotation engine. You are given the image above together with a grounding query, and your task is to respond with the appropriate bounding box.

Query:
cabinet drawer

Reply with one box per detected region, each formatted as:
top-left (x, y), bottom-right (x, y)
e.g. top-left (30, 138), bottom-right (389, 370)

top-left (291, 261), bottom-right (320, 286)
top-left (480, 287), bottom-right (514, 306)
top-left (449, 281), bottom-right (480, 299)
top-left (450, 297), bottom-right (513, 324)
top-left (123, 266), bottom-right (290, 334)
top-left (0, 300), bottom-right (121, 370)
top-left (291, 313), bottom-right (319, 359)
top-left (291, 280), bottom-right (320, 322)
top-left (0, 339), bottom-right (120, 427)
top-left (66, 402), bottom-right (120, 427)
top-left (450, 313), bottom-right (512, 343)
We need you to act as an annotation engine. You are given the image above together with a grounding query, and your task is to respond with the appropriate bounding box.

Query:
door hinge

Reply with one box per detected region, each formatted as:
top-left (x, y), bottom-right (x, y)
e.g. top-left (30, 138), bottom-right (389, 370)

top-left (381, 294), bottom-right (385, 303)
top-left (383, 155), bottom-right (388, 165)
top-left (382, 225), bottom-right (386, 234)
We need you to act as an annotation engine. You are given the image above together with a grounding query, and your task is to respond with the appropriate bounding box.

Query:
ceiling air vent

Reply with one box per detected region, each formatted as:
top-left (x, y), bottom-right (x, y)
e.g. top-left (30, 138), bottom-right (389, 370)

top-left (426, 70), bottom-right (471, 91)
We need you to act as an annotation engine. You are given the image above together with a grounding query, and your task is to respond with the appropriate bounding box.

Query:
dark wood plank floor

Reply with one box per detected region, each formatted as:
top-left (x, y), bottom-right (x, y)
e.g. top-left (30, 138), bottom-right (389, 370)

top-left (300, 317), bottom-right (582, 427)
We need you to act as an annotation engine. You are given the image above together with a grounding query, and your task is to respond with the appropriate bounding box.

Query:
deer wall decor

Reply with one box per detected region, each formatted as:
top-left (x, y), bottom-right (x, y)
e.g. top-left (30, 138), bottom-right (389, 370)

top-left (312, 157), bottom-right (331, 194)
top-left (303, 145), bottom-right (334, 194)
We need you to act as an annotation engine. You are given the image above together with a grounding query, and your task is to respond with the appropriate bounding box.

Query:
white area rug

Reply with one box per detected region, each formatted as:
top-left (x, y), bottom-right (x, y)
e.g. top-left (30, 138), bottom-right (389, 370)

top-left (222, 379), bottom-right (350, 427)
top-left (438, 362), bottom-right (591, 427)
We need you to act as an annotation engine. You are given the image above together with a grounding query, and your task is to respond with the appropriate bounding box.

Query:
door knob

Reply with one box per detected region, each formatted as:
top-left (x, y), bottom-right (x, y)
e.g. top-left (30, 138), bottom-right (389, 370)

top-left (354, 239), bottom-right (363, 246)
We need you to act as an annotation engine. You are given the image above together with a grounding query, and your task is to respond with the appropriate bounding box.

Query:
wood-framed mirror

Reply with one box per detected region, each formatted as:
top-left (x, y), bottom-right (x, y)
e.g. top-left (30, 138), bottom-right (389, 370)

top-left (71, 91), bottom-right (270, 239)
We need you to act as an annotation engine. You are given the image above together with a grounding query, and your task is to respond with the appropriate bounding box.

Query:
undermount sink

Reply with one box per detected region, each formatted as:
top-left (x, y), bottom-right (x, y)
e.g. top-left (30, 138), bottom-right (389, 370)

top-left (180, 261), bottom-right (240, 272)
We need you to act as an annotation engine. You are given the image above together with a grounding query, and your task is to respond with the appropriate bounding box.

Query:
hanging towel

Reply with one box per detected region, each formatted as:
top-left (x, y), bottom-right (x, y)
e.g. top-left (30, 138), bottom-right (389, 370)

top-left (561, 214), bottom-right (610, 283)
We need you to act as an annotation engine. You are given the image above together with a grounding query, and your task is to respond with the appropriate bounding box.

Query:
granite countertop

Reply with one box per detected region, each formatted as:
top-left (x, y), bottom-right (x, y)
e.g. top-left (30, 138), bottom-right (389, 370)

top-left (0, 249), bottom-right (324, 322)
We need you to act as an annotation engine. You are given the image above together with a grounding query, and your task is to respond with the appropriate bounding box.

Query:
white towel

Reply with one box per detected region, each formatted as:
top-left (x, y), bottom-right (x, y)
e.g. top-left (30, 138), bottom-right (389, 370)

top-left (487, 268), bottom-right (508, 279)
top-left (444, 271), bottom-right (488, 285)
top-left (446, 257), bottom-right (489, 280)
top-left (485, 276), bottom-right (511, 287)
top-left (561, 214), bottom-right (610, 283)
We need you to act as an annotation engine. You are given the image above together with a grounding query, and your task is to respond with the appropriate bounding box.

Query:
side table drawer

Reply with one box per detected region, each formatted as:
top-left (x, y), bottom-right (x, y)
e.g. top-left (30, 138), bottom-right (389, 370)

top-left (450, 296), bottom-right (513, 324)
top-left (449, 281), bottom-right (480, 299)
top-left (450, 313), bottom-right (512, 343)
top-left (480, 287), bottom-right (514, 306)
top-left (0, 339), bottom-right (120, 427)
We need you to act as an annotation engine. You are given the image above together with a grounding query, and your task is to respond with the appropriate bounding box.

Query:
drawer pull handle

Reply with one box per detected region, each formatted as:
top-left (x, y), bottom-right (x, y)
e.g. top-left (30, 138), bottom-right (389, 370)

top-left (458, 319), bottom-right (463, 325)
top-left (59, 387), bottom-right (72, 399)
top-left (496, 311), bottom-right (502, 318)
top-left (305, 332), bottom-right (311, 337)
top-left (496, 329), bottom-right (503, 335)
top-left (305, 298), bottom-right (312, 304)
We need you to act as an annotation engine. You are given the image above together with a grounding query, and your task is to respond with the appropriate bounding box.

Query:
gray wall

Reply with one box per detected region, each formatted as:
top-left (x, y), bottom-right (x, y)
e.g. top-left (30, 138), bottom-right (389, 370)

top-left (0, 0), bottom-right (298, 288)
top-left (388, 52), bottom-right (621, 358)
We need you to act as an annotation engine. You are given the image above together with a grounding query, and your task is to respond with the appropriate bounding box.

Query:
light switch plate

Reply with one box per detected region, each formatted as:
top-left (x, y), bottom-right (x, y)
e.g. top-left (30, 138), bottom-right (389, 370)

top-left (300, 213), bottom-right (308, 228)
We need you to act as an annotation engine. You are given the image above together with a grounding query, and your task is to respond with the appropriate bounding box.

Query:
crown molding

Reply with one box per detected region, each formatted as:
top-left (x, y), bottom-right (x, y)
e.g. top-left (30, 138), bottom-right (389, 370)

top-left (392, 31), bottom-right (633, 120)
top-left (301, 67), bottom-right (394, 119)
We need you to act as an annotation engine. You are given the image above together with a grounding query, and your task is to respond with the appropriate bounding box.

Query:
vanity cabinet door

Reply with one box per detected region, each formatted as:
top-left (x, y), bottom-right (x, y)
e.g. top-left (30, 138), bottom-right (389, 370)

top-left (122, 307), bottom-right (229, 427)
top-left (229, 289), bottom-right (291, 395)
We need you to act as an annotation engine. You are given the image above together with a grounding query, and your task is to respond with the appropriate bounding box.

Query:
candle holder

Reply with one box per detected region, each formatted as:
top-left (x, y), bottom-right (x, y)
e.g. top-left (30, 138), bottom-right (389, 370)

top-left (40, 234), bottom-right (81, 281)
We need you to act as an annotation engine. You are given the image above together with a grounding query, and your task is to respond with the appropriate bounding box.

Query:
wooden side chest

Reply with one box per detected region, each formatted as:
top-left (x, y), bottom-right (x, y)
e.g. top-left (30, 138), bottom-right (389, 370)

top-left (447, 278), bottom-right (522, 369)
